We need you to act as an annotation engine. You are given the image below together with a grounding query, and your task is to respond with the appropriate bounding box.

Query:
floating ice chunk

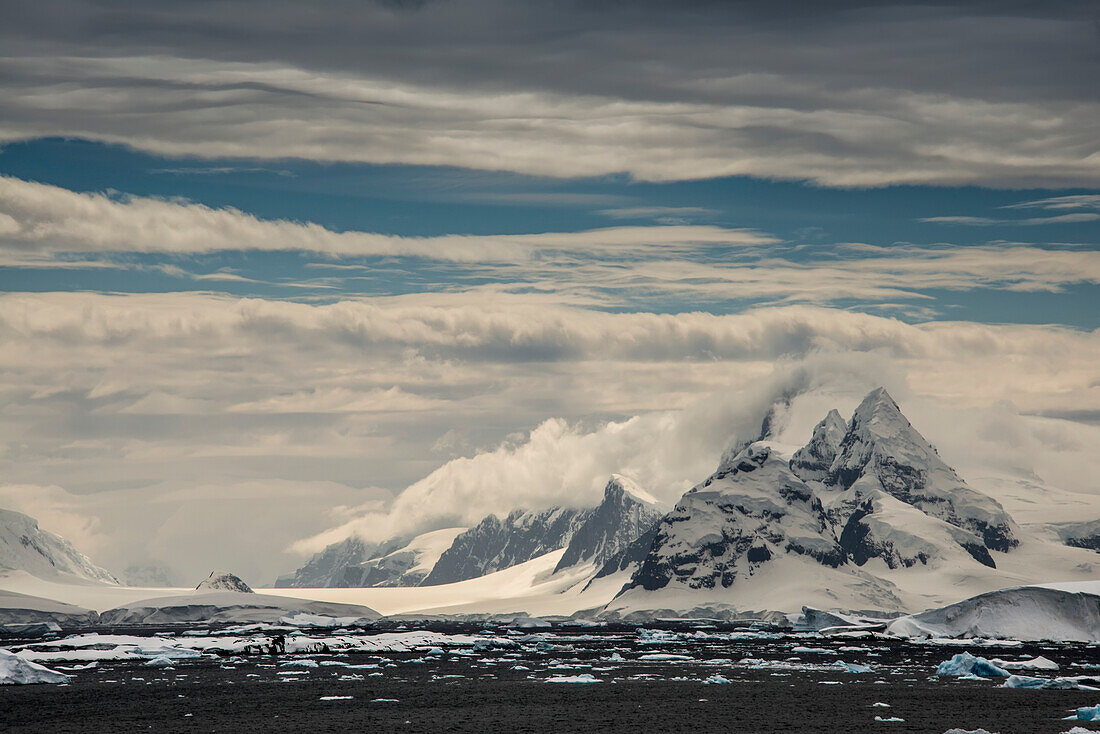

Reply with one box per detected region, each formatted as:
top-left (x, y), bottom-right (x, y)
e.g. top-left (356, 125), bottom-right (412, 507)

top-left (0, 650), bottom-right (70, 685)
top-left (936, 653), bottom-right (1009, 677)
top-left (875, 716), bottom-right (905, 722)
top-left (146, 656), bottom-right (176, 668)
top-left (703, 674), bottom-right (732, 684)
top-left (791, 646), bottom-right (834, 654)
top-left (639, 653), bottom-right (692, 661)
top-left (281, 659), bottom-right (319, 668)
top-left (993, 656), bottom-right (1059, 671)
top-left (545, 674), bottom-right (602, 684)
top-left (1072, 704), bottom-right (1100, 720)
top-left (943, 729), bottom-right (998, 734)
top-left (872, 702), bottom-right (891, 708)
top-left (279, 612), bottom-right (369, 628)
top-left (473, 638), bottom-right (520, 651)
top-left (1003, 675), bottom-right (1093, 690)
top-left (319, 696), bottom-right (353, 701)
top-left (535, 642), bottom-right (574, 652)
top-left (834, 661), bottom-right (873, 673)
top-left (372, 698), bottom-right (399, 703)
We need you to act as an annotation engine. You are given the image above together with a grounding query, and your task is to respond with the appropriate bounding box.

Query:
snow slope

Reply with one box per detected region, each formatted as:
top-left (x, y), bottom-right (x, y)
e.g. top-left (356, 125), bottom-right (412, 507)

top-left (0, 509), bottom-right (117, 585)
top-left (99, 590), bottom-right (381, 625)
top-left (262, 549), bottom-right (618, 618)
top-left (887, 586), bottom-right (1100, 641)
top-left (0, 589), bottom-right (99, 626)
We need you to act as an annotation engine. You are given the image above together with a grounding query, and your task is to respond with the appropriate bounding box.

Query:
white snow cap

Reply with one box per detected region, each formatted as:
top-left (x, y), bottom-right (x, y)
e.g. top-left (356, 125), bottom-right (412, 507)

top-left (607, 474), bottom-right (661, 506)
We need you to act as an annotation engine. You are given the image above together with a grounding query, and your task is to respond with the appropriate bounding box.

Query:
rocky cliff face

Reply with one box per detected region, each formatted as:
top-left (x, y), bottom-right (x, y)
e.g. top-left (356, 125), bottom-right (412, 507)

top-left (422, 507), bottom-right (589, 586)
top-left (628, 443), bottom-right (843, 592)
top-left (554, 475), bottom-right (665, 573)
top-left (275, 536), bottom-right (380, 588)
top-left (276, 528), bottom-right (466, 588)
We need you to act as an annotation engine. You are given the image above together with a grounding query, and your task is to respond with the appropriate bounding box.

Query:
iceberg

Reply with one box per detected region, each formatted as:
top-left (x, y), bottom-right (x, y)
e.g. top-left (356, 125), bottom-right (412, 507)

top-left (936, 653), bottom-right (1009, 677)
top-left (1002, 675), bottom-right (1093, 690)
top-left (994, 656), bottom-right (1058, 671)
top-left (1073, 705), bottom-right (1100, 721)
top-left (0, 649), bottom-right (71, 685)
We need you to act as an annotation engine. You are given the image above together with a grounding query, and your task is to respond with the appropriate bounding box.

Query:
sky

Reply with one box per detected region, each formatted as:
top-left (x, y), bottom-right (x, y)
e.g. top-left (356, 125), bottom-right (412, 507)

top-left (0, 0), bottom-right (1097, 586)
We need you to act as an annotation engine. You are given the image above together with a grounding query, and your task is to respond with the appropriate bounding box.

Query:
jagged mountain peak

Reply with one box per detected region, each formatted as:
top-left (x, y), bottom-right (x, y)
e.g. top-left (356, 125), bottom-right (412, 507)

top-left (715, 399), bottom-right (792, 476)
top-left (555, 475), bottom-right (667, 573)
top-left (828, 387), bottom-right (951, 489)
top-left (790, 408), bottom-right (846, 481)
top-left (422, 506), bottom-right (589, 586)
top-left (821, 388), bottom-right (1017, 554)
top-left (605, 473), bottom-right (661, 507)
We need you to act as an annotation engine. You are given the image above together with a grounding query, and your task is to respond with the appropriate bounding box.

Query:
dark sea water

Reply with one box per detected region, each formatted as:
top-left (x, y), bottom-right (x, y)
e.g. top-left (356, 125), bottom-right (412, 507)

top-left (2, 623), bottom-right (1099, 733)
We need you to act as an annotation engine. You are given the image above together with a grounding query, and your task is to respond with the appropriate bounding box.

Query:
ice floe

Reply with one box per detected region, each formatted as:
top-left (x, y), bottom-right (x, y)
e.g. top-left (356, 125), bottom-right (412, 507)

top-left (545, 673), bottom-right (601, 683)
top-left (0, 649), bottom-right (70, 684)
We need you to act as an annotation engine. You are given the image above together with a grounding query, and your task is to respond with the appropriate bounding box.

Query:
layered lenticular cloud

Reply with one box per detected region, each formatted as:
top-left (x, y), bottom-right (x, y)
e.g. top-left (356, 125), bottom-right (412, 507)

top-left (1, 1), bottom-right (1098, 186)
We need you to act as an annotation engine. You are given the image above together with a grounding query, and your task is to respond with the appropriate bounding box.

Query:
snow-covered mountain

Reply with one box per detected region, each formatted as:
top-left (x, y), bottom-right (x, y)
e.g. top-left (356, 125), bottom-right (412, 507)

top-left (423, 474), bottom-right (663, 586)
top-left (609, 388), bottom-right (1091, 616)
top-left (276, 528), bottom-right (465, 588)
top-left (554, 475), bottom-right (666, 573)
top-left (196, 571), bottom-right (253, 593)
top-left (422, 508), bottom-right (589, 586)
top-left (0, 509), bottom-right (118, 585)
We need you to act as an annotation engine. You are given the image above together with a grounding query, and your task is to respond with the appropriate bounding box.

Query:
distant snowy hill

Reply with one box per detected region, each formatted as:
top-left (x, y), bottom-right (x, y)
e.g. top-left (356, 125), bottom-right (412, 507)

top-left (196, 571), bottom-right (253, 593)
top-left (608, 388), bottom-right (1097, 616)
top-left (276, 528), bottom-right (465, 588)
top-left (0, 509), bottom-right (118, 585)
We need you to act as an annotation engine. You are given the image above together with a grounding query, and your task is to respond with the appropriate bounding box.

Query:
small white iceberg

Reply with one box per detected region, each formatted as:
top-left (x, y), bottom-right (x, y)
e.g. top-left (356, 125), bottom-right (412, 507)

top-left (545, 674), bottom-right (602, 684)
top-left (0, 650), bottom-right (71, 685)
top-left (1003, 675), bottom-right (1094, 690)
